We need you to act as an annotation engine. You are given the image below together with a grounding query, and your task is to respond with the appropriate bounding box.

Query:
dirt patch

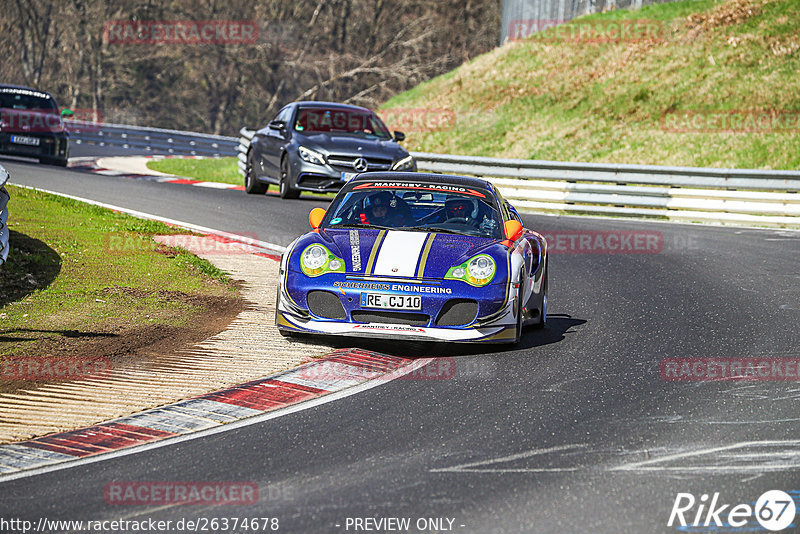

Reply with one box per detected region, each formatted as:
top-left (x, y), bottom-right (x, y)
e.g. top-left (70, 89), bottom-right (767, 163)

top-left (686, 0), bottom-right (768, 33)
top-left (0, 289), bottom-right (244, 395)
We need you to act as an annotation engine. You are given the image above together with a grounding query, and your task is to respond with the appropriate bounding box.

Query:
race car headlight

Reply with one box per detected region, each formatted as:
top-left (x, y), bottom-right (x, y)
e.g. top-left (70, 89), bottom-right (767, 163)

top-left (300, 244), bottom-right (345, 277)
top-left (391, 155), bottom-right (415, 171)
top-left (445, 254), bottom-right (496, 286)
top-left (298, 146), bottom-right (326, 165)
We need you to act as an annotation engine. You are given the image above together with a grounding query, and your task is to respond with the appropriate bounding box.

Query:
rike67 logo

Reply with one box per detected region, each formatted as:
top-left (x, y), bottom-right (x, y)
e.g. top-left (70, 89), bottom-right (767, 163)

top-left (668, 490), bottom-right (797, 531)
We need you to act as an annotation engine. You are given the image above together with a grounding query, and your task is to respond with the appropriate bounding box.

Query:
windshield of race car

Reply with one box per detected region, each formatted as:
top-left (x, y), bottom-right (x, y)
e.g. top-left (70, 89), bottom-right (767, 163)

top-left (293, 107), bottom-right (391, 139)
top-left (323, 182), bottom-right (504, 239)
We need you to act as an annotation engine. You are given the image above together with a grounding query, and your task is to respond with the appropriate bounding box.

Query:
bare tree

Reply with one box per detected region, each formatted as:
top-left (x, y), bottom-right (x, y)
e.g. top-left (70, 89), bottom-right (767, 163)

top-left (0, 0), bottom-right (501, 134)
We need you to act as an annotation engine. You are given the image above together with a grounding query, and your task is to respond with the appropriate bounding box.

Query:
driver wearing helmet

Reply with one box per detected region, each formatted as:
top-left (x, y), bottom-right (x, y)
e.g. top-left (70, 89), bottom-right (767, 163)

top-left (443, 194), bottom-right (498, 234)
top-left (361, 191), bottom-right (403, 226)
top-left (444, 196), bottom-right (477, 222)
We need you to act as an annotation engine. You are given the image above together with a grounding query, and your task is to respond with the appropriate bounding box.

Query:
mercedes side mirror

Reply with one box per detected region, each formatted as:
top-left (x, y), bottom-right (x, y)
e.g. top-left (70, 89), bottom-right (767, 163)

top-left (393, 131), bottom-right (405, 142)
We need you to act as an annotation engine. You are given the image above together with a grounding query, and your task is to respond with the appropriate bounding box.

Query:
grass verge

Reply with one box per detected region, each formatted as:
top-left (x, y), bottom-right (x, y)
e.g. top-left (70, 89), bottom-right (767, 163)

top-left (0, 185), bottom-right (240, 360)
top-left (146, 157), bottom-right (241, 185)
top-left (147, 156), bottom-right (337, 199)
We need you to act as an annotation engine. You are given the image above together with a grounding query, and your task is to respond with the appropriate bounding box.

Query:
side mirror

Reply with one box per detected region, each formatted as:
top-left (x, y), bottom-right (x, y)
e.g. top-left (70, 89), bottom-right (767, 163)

top-left (393, 131), bottom-right (405, 142)
top-left (268, 120), bottom-right (286, 131)
top-left (309, 208), bottom-right (326, 229)
top-left (60, 108), bottom-right (74, 118)
top-left (503, 220), bottom-right (524, 242)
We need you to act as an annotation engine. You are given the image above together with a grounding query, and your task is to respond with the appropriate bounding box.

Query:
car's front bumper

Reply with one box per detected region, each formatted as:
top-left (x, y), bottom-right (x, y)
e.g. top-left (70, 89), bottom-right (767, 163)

top-left (289, 154), bottom-right (415, 193)
top-left (0, 132), bottom-right (68, 160)
top-left (276, 309), bottom-right (517, 342)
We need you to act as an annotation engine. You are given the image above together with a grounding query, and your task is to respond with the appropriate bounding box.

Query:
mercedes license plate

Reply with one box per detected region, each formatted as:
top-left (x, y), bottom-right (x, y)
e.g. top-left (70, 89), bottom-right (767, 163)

top-left (10, 135), bottom-right (39, 146)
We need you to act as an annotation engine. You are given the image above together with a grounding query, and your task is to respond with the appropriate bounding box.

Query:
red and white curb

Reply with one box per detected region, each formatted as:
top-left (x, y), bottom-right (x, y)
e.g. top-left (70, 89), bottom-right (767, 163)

top-left (0, 349), bottom-right (432, 478)
top-left (67, 156), bottom-right (244, 191)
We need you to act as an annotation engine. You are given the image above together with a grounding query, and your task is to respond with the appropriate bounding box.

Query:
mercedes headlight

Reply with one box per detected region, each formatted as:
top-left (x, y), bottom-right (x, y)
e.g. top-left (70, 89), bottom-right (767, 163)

top-left (391, 155), bottom-right (415, 171)
top-left (445, 254), bottom-right (496, 286)
top-left (298, 146), bottom-right (326, 165)
top-left (300, 244), bottom-right (345, 276)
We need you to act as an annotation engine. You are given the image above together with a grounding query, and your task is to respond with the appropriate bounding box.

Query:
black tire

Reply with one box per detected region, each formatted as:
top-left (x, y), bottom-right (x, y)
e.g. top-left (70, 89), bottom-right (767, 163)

top-left (244, 150), bottom-right (268, 194)
top-left (279, 155), bottom-right (300, 199)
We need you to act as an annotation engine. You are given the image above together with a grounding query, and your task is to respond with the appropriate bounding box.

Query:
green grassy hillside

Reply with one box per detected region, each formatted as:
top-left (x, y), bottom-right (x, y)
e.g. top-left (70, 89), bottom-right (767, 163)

top-left (381, 0), bottom-right (800, 169)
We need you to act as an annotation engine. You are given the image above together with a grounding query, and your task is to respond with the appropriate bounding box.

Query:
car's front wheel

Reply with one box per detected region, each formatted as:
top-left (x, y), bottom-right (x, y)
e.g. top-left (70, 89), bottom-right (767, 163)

top-left (279, 155), bottom-right (300, 199)
top-left (245, 150), bottom-right (268, 195)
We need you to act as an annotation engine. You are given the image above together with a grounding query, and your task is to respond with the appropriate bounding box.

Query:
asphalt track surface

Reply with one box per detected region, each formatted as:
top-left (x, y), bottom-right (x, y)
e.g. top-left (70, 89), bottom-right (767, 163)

top-left (1, 146), bottom-right (800, 533)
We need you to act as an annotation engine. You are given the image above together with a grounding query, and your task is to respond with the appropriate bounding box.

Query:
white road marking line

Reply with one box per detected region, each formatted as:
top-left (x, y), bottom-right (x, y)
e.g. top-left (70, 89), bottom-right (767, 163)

top-left (430, 444), bottom-right (588, 473)
top-left (611, 440), bottom-right (800, 472)
top-left (191, 181), bottom-right (238, 189)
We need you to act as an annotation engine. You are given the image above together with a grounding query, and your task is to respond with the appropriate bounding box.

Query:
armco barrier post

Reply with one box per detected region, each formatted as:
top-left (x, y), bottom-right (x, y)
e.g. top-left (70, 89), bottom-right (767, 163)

top-left (0, 164), bottom-right (10, 266)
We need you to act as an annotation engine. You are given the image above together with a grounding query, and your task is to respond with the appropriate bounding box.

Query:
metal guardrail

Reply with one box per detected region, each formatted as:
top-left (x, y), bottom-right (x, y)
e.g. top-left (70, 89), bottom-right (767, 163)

top-left (0, 164), bottom-right (10, 265)
top-left (237, 126), bottom-right (800, 228)
top-left (67, 121), bottom-right (239, 157)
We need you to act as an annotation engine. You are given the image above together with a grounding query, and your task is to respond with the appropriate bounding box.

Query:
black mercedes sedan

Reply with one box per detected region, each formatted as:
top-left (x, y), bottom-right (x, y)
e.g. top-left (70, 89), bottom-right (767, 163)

top-left (0, 85), bottom-right (70, 166)
top-left (244, 101), bottom-right (415, 198)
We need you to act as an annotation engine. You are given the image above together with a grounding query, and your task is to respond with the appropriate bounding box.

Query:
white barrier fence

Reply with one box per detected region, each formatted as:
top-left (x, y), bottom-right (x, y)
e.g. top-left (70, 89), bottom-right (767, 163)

top-left (238, 127), bottom-right (800, 228)
top-left (67, 121), bottom-right (239, 157)
top-left (0, 165), bottom-right (10, 265)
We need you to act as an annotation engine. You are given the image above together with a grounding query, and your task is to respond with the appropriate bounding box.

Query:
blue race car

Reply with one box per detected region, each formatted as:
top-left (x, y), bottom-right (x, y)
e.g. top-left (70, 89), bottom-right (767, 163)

top-left (275, 172), bottom-right (547, 344)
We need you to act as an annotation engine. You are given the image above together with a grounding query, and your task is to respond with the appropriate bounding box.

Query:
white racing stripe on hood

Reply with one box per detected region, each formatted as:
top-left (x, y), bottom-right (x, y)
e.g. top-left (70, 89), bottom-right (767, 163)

top-left (372, 231), bottom-right (428, 277)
